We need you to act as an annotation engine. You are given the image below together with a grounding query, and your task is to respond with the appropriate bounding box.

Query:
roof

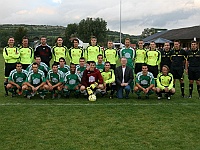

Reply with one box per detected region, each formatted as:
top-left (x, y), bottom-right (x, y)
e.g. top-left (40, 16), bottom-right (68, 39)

top-left (143, 25), bottom-right (200, 42)
top-left (145, 38), bottom-right (173, 44)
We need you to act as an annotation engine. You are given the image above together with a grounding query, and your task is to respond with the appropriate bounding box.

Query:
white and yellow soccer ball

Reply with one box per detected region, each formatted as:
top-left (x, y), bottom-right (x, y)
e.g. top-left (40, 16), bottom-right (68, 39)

top-left (88, 94), bottom-right (97, 101)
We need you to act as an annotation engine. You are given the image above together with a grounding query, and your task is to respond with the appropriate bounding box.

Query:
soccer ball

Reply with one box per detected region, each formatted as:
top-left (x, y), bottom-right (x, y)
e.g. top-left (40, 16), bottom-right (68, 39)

top-left (88, 94), bottom-right (97, 101)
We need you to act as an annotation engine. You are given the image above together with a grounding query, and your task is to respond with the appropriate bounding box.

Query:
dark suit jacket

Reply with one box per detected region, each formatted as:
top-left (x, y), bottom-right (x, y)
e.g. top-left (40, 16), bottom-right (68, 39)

top-left (115, 66), bottom-right (134, 89)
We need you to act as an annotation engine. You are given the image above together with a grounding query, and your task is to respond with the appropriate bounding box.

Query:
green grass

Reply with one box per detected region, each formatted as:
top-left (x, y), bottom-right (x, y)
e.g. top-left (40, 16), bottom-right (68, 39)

top-left (0, 52), bottom-right (200, 150)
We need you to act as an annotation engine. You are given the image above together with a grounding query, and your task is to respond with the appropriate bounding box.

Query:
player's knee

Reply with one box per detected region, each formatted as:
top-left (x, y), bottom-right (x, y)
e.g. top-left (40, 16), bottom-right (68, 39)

top-left (6, 84), bottom-right (12, 89)
top-left (80, 85), bottom-right (86, 91)
top-left (170, 88), bottom-right (175, 93)
top-left (134, 86), bottom-right (139, 92)
top-left (98, 84), bottom-right (104, 90)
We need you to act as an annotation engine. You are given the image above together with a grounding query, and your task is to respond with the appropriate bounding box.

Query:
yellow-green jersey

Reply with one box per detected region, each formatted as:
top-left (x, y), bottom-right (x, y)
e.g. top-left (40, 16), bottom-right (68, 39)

top-left (146, 49), bottom-right (161, 66)
top-left (135, 48), bottom-right (146, 63)
top-left (85, 45), bottom-right (102, 62)
top-left (68, 47), bottom-right (84, 65)
top-left (3, 46), bottom-right (20, 63)
top-left (52, 45), bottom-right (68, 62)
top-left (157, 72), bottom-right (174, 90)
top-left (101, 69), bottom-right (115, 84)
top-left (19, 46), bottom-right (34, 65)
top-left (103, 48), bottom-right (118, 65)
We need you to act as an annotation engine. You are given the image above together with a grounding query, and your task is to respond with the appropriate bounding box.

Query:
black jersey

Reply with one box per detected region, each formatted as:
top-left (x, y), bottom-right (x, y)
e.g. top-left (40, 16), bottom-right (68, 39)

top-left (187, 49), bottom-right (200, 67)
top-left (170, 49), bottom-right (187, 68)
top-left (160, 49), bottom-right (172, 69)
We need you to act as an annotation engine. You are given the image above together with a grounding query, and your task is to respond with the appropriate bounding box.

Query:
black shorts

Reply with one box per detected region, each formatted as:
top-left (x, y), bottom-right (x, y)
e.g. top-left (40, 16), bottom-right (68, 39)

top-left (188, 67), bottom-right (200, 80)
top-left (110, 64), bottom-right (116, 71)
top-left (5, 63), bottom-right (16, 78)
top-left (171, 67), bottom-right (184, 79)
top-left (147, 65), bottom-right (158, 78)
top-left (135, 63), bottom-right (143, 74)
top-left (22, 64), bottom-right (30, 70)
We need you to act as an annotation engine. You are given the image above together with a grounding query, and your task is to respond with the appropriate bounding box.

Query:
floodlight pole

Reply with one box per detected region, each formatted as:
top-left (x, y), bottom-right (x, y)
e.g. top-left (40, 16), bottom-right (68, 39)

top-left (120, 0), bottom-right (122, 48)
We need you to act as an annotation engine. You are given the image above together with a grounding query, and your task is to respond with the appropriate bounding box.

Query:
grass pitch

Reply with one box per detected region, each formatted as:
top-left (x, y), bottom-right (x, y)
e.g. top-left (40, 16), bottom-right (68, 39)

top-left (0, 53), bottom-right (200, 150)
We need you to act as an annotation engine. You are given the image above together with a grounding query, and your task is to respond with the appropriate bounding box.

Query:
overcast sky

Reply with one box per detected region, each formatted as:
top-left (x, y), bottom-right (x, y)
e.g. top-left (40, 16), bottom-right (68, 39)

top-left (0, 0), bottom-right (200, 35)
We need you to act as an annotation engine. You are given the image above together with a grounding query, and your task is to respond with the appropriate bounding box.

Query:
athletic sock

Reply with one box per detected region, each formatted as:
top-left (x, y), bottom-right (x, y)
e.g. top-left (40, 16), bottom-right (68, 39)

top-left (197, 85), bottom-right (200, 97)
top-left (189, 84), bottom-right (193, 96)
top-left (180, 83), bottom-right (184, 96)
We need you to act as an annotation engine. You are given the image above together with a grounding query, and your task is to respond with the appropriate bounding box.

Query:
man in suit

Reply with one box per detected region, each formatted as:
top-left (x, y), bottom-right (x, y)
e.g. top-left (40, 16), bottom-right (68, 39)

top-left (115, 57), bottom-right (134, 99)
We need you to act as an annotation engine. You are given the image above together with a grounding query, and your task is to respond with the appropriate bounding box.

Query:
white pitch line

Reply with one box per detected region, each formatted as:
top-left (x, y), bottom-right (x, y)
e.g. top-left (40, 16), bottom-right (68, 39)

top-left (0, 103), bottom-right (199, 106)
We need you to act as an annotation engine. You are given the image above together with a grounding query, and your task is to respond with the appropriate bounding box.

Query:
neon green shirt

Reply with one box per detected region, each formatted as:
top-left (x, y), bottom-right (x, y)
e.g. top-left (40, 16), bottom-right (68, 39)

top-left (52, 45), bottom-right (68, 62)
top-left (135, 48), bottom-right (146, 63)
top-left (157, 72), bottom-right (174, 90)
top-left (3, 46), bottom-right (20, 63)
top-left (101, 69), bottom-right (115, 84)
top-left (19, 46), bottom-right (34, 64)
top-left (104, 48), bottom-right (118, 64)
top-left (85, 45), bottom-right (102, 62)
top-left (146, 49), bottom-right (161, 66)
top-left (68, 47), bottom-right (84, 64)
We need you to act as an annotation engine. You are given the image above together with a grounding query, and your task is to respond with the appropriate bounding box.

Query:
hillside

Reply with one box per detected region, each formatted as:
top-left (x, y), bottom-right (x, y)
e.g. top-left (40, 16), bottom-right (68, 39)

top-left (0, 24), bottom-right (140, 47)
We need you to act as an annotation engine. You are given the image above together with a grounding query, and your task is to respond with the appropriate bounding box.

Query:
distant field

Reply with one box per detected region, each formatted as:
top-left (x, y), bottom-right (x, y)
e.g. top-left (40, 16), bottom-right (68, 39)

top-left (0, 52), bottom-right (200, 150)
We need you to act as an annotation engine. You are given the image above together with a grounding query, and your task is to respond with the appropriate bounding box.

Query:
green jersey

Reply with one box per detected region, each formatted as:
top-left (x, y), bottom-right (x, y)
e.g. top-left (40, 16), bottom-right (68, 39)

top-left (68, 47), bottom-right (84, 65)
top-left (104, 48), bottom-right (118, 65)
top-left (146, 49), bottom-right (161, 66)
top-left (85, 45), bottom-right (102, 62)
top-left (26, 70), bottom-right (46, 86)
top-left (119, 47), bottom-right (135, 68)
top-left (52, 45), bottom-right (68, 62)
top-left (26, 62), bottom-right (50, 73)
top-left (101, 69), bottom-right (115, 84)
top-left (64, 71), bottom-right (81, 86)
top-left (8, 69), bottom-right (28, 86)
top-left (96, 62), bottom-right (104, 72)
top-left (135, 48), bottom-right (146, 63)
top-left (19, 46), bottom-right (34, 64)
top-left (76, 65), bottom-right (86, 78)
top-left (58, 65), bottom-right (70, 74)
top-left (136, 71), bottom-right (155, 88)
top-left (157, 72), bottom-right (173, 90)
top-left (46, 70), bottom-right (64, 85)
top-left (3, 46), bottom-right (20, 63)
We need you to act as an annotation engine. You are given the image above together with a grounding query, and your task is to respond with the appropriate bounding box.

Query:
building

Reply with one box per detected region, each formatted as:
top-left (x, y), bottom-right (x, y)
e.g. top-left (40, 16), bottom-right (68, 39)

top-left (143, 25), bottom-right (200, 49)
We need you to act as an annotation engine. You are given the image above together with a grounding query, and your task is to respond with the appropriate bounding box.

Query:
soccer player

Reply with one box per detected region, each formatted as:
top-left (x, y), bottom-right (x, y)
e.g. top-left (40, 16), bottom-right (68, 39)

top-left (3, 37), bottom-right (20, 96)
top-left (63, 63), bottom-right (81, 98)
top-left (76, 57), bottom-right (87, 78)
top-left (34, 36), bottom-right (52, 67)
top-left (156, 65), bottom-right (175, 100)
top-left (160, 42), bottom-right (172, 70)
top-left (101, 61), bottom-right (116, 99)
top-left (22, 62), bottom-right (48, 99)
top-left (103, 41), bottom-right (118, 70)
top-left (145, 41), bottom-right (161, 79)
top-left (134, 64), bottom-right (156, 99)
top-left (52, 37), bottom-right (68, 64)
top-left (170, 40), bottom-right (187, 97)
top-left (85, 36), bottom-right (102, 62)
top-left (26, 56), bottom-right (50, 76)
top-left (6, 62), bottom-right (28, 97)
top-left (185, 40), bottom-right (200, 98)
top-left (119, 38), bottom-right (135, 70)
top-left (19, 36), bottom-right (34, 69)
top-left (135, 40), bottom-right (146, 74)
top-left (58, 57), bottom-right (70, 74)
top-left (80, 61), bottom-right (104, 97)
top-left (46, 63), bottom-right (64, 99)
top-left (96, 54), bottom-right (104, 72)
top-left (68, 39), bottom-right (84, 65)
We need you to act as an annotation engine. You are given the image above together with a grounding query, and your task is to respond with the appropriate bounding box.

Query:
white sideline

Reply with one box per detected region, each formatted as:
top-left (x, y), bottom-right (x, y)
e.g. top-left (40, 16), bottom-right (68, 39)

top-left (0, 103), bottom-right (199, 106)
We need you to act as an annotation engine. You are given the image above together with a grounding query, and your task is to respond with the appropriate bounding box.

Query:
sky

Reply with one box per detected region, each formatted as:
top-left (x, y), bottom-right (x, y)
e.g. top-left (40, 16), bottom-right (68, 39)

top-left (0, 0), bottom-right (200, 35)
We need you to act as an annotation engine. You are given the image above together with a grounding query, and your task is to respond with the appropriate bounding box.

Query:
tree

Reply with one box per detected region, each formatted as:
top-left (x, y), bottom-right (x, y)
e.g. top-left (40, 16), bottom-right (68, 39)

top-left (14, 27), bottom-right (28, 45)
top-left (65, 23), bottom-right (78, 47)
top-left (78, 17), bottom-right (107, 45)
top-left (141, 28), bottom-right (156, 39)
